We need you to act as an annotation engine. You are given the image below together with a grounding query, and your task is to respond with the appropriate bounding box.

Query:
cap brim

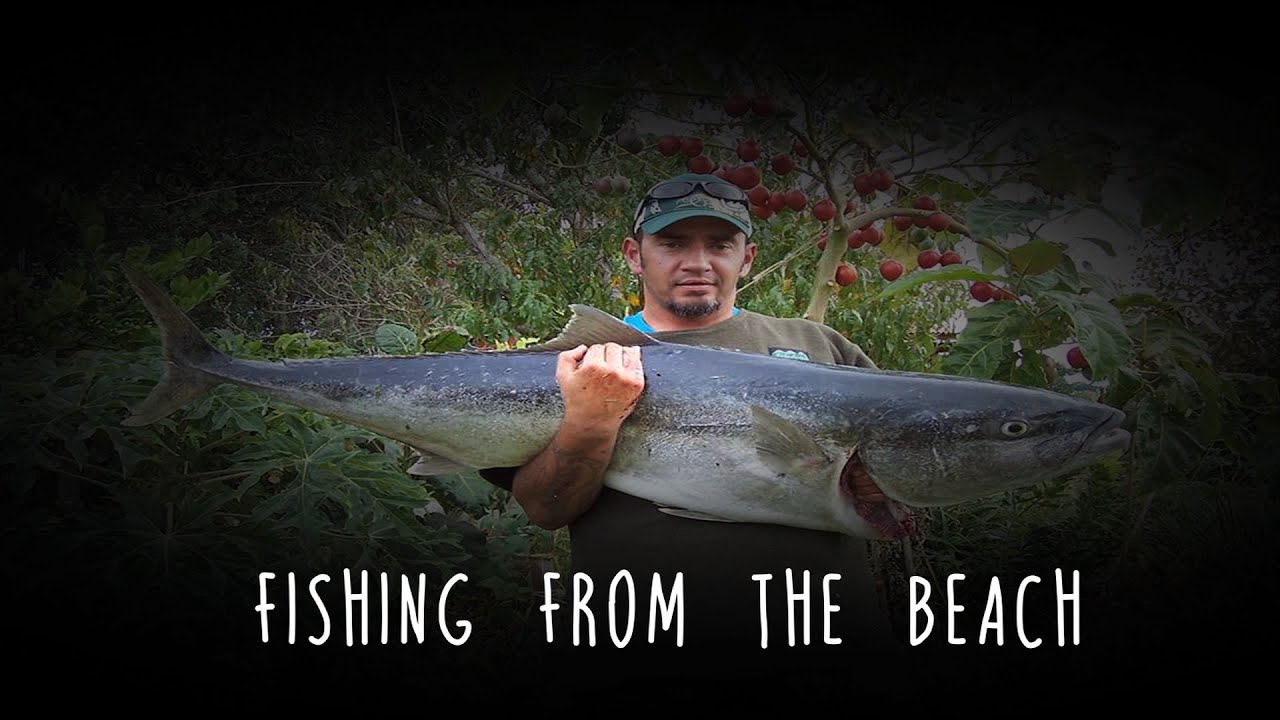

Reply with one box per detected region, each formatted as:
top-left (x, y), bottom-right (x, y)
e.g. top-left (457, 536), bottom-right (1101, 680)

top-left (639, 209), bottom-right (752, 238)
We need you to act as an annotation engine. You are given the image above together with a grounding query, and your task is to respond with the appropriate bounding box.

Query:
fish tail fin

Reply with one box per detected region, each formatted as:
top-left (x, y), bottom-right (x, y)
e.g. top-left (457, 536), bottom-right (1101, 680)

top-left (121, 263), bottom-right (224, 427)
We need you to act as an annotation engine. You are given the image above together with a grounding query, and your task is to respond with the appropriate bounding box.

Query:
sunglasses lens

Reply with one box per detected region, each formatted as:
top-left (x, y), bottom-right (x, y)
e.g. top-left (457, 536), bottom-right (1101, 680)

top-left (649, 182), bottom-right (693, 199)
top-left (703, 182), bottom-right (746, 201)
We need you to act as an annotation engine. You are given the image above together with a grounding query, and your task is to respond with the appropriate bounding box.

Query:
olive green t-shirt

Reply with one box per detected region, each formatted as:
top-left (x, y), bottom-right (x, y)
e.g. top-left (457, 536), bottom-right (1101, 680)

top-left (636, 307), bottom-right (878, 369)
top-left (478, 309), bottom-right (896, 672)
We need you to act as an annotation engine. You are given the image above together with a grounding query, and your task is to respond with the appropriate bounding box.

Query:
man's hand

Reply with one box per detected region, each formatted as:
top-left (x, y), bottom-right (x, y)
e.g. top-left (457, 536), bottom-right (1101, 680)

top-left (508, 343), bottom-right (645, 530)
top-left (556, 343), bottom-right (646, 428)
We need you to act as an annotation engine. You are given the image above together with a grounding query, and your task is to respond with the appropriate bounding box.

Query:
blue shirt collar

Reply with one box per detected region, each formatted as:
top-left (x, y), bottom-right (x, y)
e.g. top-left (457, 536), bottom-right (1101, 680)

top-left (623, 307), bottom-right (740, 333)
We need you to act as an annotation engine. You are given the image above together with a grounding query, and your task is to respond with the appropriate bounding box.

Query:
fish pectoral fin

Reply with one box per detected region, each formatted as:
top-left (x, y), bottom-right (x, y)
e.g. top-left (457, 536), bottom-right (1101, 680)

top-left (751, 405), bottom-right (832, 476)
top-left (523, 304), bottom-right (658, 352)
top-left (656, 507), bottom-right (740, 523)
top-left (407, 451), bottom-right (471, 477)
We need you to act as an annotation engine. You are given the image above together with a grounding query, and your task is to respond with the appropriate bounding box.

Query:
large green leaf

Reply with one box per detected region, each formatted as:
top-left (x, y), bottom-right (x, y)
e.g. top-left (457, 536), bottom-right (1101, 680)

top-left (1009, 349), bottom-right (1052, 388)
top-left (1133, 315), bottom-right (1212, 366)
top-left (423, 328), bottom-right (470, 353)
top-left (1017, 306), bottom-right (1072, 351)
top-left (1032, 135), bottom-right (1111, 202)
top-left (964, 196), bottom-right (1053, 240)
top-left (426, 471), bottom-right (500, 515)
top-left (573, 85), bottom-right (619, 139)
top-left (1132, 395), bottom-right (1205, 491)
top-left (838, 102), bottom-right (897, 151)
top-left (1007, 238), bottom-right (1064, 276)
top-left (977, 244), bottom-right (1005, 272)
top-left (375, 323), bottom-right (421, 355)
top-left (940, 301), bottom-right (1026, 379)
top-left (1021, 254), bottom-right (1083, 294)
top-left (1184, 361), bottom-right (1223, 444)
top-left (1042, 290), bottom-right (1133, 379)
top-left (909, 174), bottom-right (979, 205)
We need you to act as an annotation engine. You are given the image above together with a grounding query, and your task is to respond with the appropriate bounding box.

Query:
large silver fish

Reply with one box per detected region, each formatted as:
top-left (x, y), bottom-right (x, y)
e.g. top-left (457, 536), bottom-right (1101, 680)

top-left (122, 265), bottom-right (1130, 540)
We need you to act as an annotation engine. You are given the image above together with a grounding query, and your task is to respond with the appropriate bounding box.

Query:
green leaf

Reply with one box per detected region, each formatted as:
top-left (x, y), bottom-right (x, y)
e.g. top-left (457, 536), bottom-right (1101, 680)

top-left (422, 329), bottom-right (469, 353)
top-left (184, 233), bottom-right (214, 259)
top-left (1032, 146), bottom-right (1107, 202)
top-left (1010, 350), bottom-right (1051, 388)
top-left (1135, 315), bottom-right (1212, 366)
top-left (1132, 395), bottom-right (1204, 491)
top-left (573, 86), bottom-right (617, 139)
top-left (37, 277), bottom-right (87, 321)
top-left (877, 265), bottom-right (1003, 300)
top-left (909, 174), bottom-right (979, 205)
top-left (102, 426), bottom-right (147, 478)
top-left (977, 244), bottom-right (1006, 273)
top-left (1076, 270), bottom-right (1125, 301)
top-left (964, 196), bottom-right (1053, 240)
top-left (425, 471), bottom-right (499, 514)
top-left (1108, 366), bottom-right (1145, 410)
top-left (1161, 366), bottom-right (1199, 413)
top-left (1017, 306), bottom-right (1072, 351)
top-left (1220, 372), bottom-right (1279, 406)
top-left (940, 302), bottom-right (1026, 379)
top-left (1021, 254), bottom-right (1083, 295)
top-left (1041, 290), bottom-right (1133, 379)
top-left (1074, 199), bottom-right (1144, 241)
top-left (169, 272), bottom-right (229, 311)
top-left (1008, 238), bottom-right (1064, 276)
top-left (210, 390), bottom-right (269, 434)
top-left (375, 324), bottom-right (421, 355)
top-left (838, 103), bottom-right (896, 151)
top-left (1184, 361), bottom-right (1223, 444)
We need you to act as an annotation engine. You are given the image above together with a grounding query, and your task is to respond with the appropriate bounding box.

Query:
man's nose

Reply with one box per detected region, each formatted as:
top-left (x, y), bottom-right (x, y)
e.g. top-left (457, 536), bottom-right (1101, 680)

top-left (680, 246), bottom-right (711, 270)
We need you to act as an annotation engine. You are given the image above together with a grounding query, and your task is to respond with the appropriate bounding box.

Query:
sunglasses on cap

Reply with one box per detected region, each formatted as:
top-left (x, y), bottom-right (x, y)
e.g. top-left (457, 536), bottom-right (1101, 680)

top-left (645, 178), bottom-right (748, 203)
top-left (631, 179), bottom-right (751, 234)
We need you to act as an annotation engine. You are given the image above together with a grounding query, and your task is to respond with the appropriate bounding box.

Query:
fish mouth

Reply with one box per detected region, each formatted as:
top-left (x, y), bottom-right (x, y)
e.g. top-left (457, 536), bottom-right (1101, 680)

top-left (1081, 408), bottom-right (1131, 456)
top-left (839, 450), bottom-right (915, 540)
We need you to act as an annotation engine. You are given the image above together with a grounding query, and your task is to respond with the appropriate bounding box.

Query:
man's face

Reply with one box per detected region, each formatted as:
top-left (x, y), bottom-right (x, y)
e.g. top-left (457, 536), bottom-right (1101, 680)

top-left (623, 216), bottom-right (756, 320)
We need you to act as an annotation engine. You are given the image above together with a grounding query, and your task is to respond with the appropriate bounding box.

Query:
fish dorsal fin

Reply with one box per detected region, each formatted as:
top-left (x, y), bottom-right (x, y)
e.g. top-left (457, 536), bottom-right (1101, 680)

top-left (524, 304), bottom-right (659, 352)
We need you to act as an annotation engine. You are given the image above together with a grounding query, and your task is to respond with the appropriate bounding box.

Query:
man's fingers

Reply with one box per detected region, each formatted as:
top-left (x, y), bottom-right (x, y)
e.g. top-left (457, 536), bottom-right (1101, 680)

top-left (603, 342), bottom-right (621, 366)
top-left (557, 345), bottom-right (588, 373)
top-left (621, 346), bottom-right (643, 373)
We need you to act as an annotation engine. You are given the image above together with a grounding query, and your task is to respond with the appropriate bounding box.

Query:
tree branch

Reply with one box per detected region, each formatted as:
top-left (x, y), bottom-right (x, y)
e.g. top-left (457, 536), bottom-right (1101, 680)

top-left (467, 168), bottom-right (555, 206)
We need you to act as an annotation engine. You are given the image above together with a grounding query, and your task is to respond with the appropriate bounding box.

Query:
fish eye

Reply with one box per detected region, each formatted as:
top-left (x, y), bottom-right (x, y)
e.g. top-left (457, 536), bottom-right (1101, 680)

top-left (1001, 420), bottom-right (1029, 437)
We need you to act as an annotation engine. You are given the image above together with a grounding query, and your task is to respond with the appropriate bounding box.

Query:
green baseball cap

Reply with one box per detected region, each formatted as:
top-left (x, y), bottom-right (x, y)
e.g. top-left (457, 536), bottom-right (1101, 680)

top-left (632, 173), bottom-right (754, 239)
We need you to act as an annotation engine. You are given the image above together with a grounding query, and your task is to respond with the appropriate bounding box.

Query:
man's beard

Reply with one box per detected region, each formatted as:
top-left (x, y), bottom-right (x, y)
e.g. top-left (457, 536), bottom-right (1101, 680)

top-left (665, 298), bottom-right (721, 318)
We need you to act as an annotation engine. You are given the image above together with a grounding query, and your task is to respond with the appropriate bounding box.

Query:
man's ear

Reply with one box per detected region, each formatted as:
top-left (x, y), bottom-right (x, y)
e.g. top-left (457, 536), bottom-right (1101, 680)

top-left (740, 241), bottom-right (758, 275)
top-left (623, 236), bottom-right (643, 274)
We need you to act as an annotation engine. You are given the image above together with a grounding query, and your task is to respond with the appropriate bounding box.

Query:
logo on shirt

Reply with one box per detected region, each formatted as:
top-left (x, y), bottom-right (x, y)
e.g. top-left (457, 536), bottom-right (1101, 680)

top-left (769, 347), bottom-right (811, 362)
